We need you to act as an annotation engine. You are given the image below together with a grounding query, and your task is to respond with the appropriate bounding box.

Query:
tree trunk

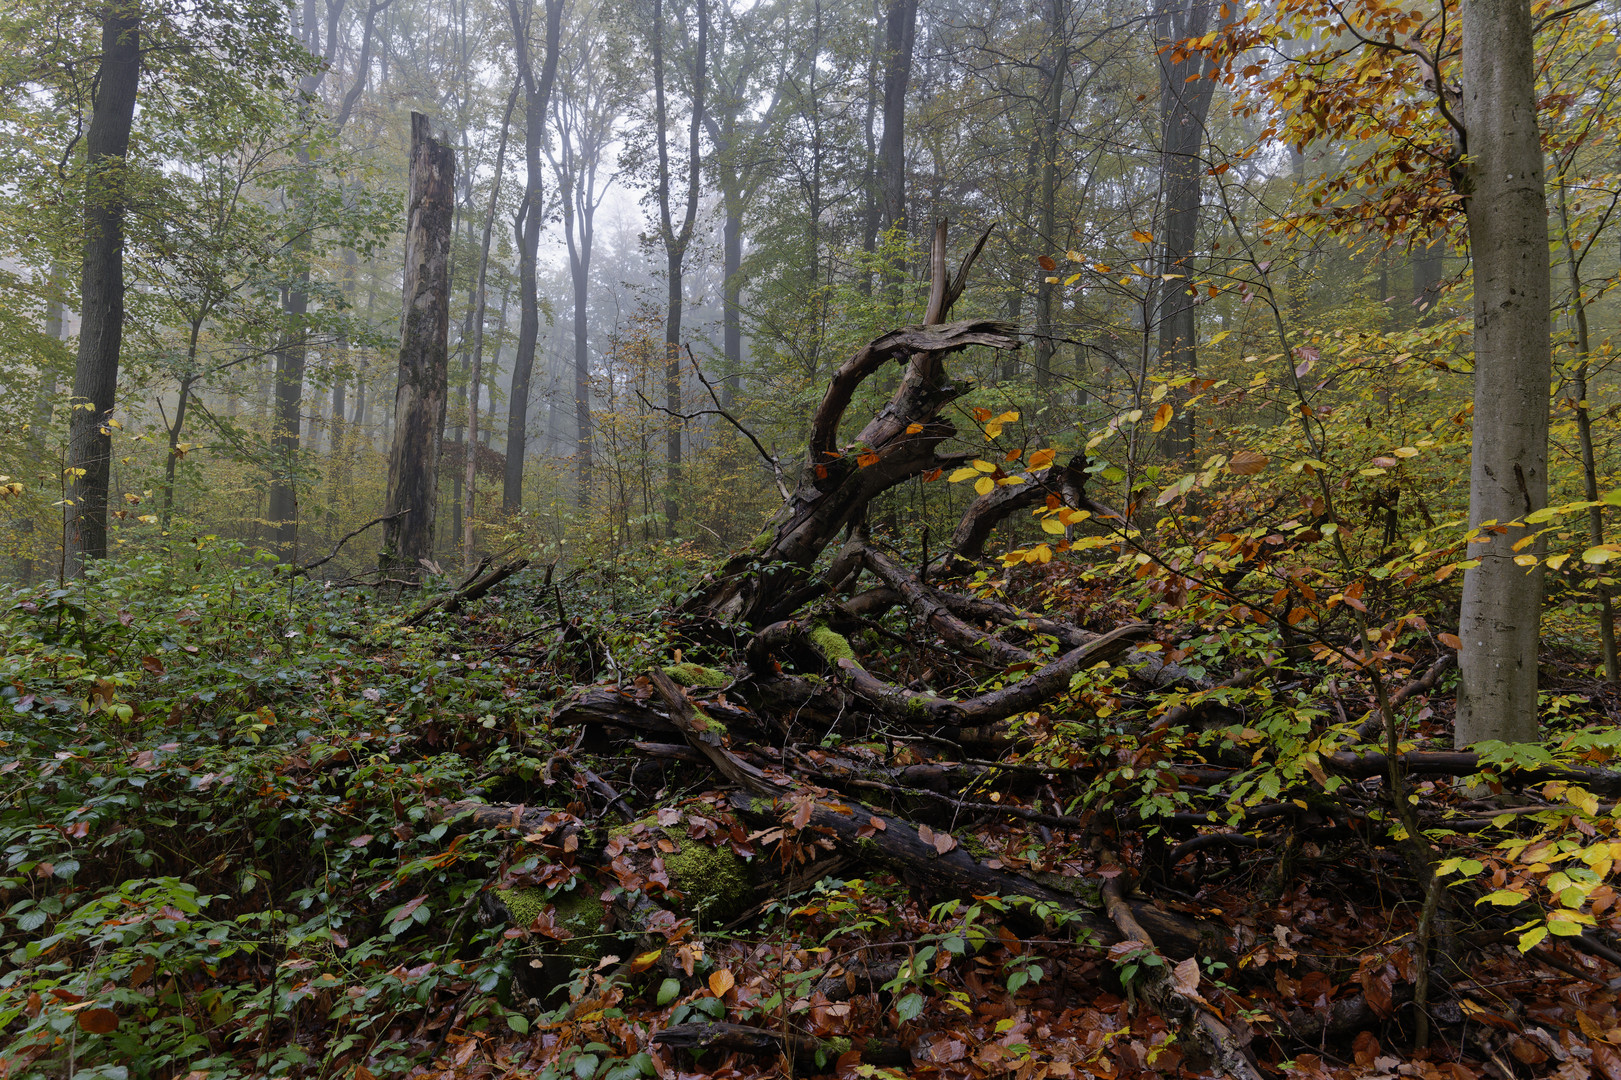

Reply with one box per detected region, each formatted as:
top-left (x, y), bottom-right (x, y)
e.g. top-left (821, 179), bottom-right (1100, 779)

top-left (1032, 0), bottom-right (1066, 393)
top-left (502, 0), bottom-right (564, 514)
top-left (1412, 236), bottom-right (1444, 323)
top-left (1556, 181), bottom-right (1617, 682)
top-left (1453, 0), bottom-right (1550, 746)
top-left (381, 113), bottom-right (456, 582)
top-left (64, 0), bottom-right (140, 575)
top-left (652, 0), bottom-right (707, 535)
top-left (466, 84), bottom-right (517, 568)
top-left (877, 0), bottom-right (916, 239)
top-left (1152, 0), bottom-right (1218, 460)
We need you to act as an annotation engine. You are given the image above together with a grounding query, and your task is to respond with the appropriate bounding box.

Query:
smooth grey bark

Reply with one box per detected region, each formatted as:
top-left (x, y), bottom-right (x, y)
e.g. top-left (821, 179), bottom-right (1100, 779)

top-left (1556, 180), bottom-right (1618, 682)
top-left (464, 84), bottom-right (517, 567)
top-left (1031, 0), bottom-right (1067, 392)
top-left (381, 113), bottom-right (456, 582)
top-left (502, 0), bottom-right (563, 513)
top-left (1412, 237), bottom-right (1444, 322)
top-left (876, 0), bottom-right (916, 238)
top-left (65, 0), bottom-right (141, 575)
top-left (1453, 0), bottom-right (1551, 746)
top-left (1152, 0), bottom-right (1219, 459)
top-left (652, 0), bottom-right (707, 534)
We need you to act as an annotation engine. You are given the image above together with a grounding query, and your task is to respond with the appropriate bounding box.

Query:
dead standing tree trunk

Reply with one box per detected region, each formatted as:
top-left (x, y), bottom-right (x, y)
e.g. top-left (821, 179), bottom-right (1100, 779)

top-left (381, 113), bottom-right (456, 582)
top-left (691, 223), bottom-right (1012, 627)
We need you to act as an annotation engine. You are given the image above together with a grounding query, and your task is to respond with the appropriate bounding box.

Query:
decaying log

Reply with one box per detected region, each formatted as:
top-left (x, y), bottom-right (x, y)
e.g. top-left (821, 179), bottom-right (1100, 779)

top-left (646, 667), bottom-right (778, 795)
top-left (1326, 748), bottom-right (1621, 795)
top-left (1100, 874), bottom-right (1266, 1080)
top-left (652, 1021), bottom-right (911, 1068)
top-left (726, 790), bottom-right (1225, 960)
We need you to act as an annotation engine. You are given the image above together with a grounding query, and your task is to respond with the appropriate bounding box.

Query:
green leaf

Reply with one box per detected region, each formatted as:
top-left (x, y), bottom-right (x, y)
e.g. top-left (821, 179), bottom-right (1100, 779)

top-left (1477, 888), bottom-right (1528, 906)
top-left (656, 978), bottom-right (680, 1005)
top-left (1518, 925), bottom-right (1548, 951)
top-left (573, 1053), bottom-right (600, 1080)
top-left (507, 1014), bottom-right (530, 1034)
top-left (895, 992), bottom-right (925, 1021)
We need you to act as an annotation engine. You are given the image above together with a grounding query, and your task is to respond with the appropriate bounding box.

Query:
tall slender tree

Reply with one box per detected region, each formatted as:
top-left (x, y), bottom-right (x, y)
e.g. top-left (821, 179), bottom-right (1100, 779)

top-left (65, 0), bottom-right (141, 574)
top-left (502, 0), bottom-right (564, 513)
top-left (651, 0), bottom-right (707, 533)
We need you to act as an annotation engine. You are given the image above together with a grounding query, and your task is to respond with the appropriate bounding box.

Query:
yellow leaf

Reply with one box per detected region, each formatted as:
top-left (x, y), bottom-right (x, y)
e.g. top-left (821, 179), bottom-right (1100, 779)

top-left (1041, 518), bottom-right (1065, 534)
top-left (985, 422), bottom-right (1004, 437)
top-left (997, 411), bottom-right (1020, 423)
top-left (1207, 329), bottom-right (1231, 346)
top-left (1546, 553), bottom-right (1571, 570)
top-left (1151, 402), bottom-right (1174, 433)
top-left (974, 476), bottom-right (995, 496)
top-left (1394, 446), bottom-right (1418, 458)
top-left (973, 459), bottom-right (997, 473)
top-left (1150, 383), bottom-right (1169, 403)
top-left (998, 475), bottom-right (1025, 485)
top-left (948, 467), bottom-right (978, 483)
top-left (1027, 448), bottom-right (1057, 470)
top-left (1132, 229), bottom-right (1154, 243)
top-left (709, 969), bottom-right (735, 997)
top-left (1513, 554), bottom-right (1538, 567)
top-left (1584, 545), bottom-right (1617, 564)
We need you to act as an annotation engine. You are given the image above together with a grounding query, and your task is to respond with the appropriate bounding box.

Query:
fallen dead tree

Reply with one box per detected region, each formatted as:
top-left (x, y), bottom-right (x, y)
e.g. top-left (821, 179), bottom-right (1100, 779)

top-left (438, 224), bottom-right (1621, 1075)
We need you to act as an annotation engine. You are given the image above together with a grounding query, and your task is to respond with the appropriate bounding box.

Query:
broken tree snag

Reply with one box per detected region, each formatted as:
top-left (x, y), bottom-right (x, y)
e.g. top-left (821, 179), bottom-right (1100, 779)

top-left (382, 112), bottom-right (456, 583)
top-left (689, 225), bottom-right (1013, 628)
top-left (726, 791), bottom-right (1223, 960)
top-left (1100, 874), bottom-right (1266, 1080)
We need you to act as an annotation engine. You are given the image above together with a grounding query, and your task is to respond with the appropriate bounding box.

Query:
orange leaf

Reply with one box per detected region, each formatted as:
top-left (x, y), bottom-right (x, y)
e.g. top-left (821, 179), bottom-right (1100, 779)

top-left (1439, 632), bottom-right (1462, 650)
top-left (1151, 402), bottom-right (1173, 433)
top-left (1132, 229), bottom-right (1155, 244)
top-left (1229, 450), bottom-right (1268, 476)
top-left (857, 451), bottom-right (880, 467)
top-left (709, 969), bottom-right (736, 997)
top-left (905, 423), bottom-right (924, 434)
top-left (77, 1008), bottom-right (118, 1034)
top-left (1037, 255), bottom-right (1057, 271)
top-left (1287, 606), bottom-right (1310, 626)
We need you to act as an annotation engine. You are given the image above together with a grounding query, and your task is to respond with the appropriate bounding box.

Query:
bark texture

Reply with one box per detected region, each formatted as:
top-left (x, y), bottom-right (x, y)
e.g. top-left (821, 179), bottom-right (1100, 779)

top-left (502, 0), bottom-right (564, 513)
top-left (65, 0), bottom-right (140, 574)
top-left (1453, 0), bottom-right (1551, 746)
top-left (381, 113), bottom-right (456, 581)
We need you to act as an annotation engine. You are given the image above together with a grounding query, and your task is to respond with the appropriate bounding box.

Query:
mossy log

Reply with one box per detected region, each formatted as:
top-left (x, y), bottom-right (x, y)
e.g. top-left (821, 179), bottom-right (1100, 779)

top-left (726, 791), bottom-right (1226, 960)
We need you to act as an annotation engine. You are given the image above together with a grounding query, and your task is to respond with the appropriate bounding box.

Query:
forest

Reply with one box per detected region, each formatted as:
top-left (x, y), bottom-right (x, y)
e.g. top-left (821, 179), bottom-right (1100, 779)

top-left (2, 0), bottom-right (1620, 1073)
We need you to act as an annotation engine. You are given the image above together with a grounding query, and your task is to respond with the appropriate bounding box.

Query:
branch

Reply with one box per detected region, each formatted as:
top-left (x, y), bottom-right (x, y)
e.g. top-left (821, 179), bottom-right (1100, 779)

top-left (685, 344), bottom-right (790, 500)
top-left (294, 509), bottom-right (409, 575)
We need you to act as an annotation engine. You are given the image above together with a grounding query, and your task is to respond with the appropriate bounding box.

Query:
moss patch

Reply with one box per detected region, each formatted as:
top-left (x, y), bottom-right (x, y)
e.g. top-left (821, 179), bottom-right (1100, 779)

top-left (494, 884), bottom-right (609, 961)
top-left (808, 625), bottom-right (856, 665)
top-left (662, 834), bottom-right (753, 924)
top-left (663, 662), bottom-right (728, 689)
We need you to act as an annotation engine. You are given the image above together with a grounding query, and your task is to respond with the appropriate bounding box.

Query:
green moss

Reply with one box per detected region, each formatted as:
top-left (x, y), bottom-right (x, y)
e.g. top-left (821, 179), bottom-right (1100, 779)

top-left (808, 625), bottom-right (856, 665)
top-left (689, 709), bottom-right (724, 733)
top-left (823, 1037), bottom-right (852, 1056)
top-left (750, 529), bottom-right (775, 553)
top-left (494, 884), bottom-right (607, 961)
top-left (663, 662), bottom-right (728, 688)
top-left (663, 836), bottom-right (753, 923)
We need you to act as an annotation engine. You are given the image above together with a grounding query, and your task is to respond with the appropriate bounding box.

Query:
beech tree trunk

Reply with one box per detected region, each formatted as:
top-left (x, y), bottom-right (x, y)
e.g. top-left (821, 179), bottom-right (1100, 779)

top-left (652, 0), bottom-right (707, 535)
top-left (877, 0), bottom-right (916, 238)
top-left (381, 113), bottom-right (456, 581)
top-left (1453, 0), bottom-right (1550, 746)
top-left (65, 0), bottom-right (140, 575)
top-left (1152, 0), bottom-right (1219, 459)
top-left (502, 0), bottom-right (563, 514)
